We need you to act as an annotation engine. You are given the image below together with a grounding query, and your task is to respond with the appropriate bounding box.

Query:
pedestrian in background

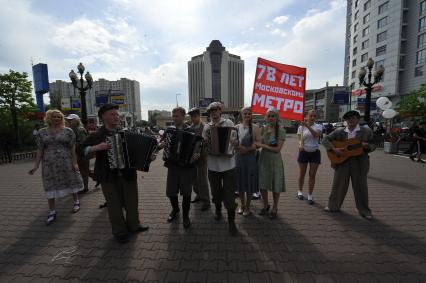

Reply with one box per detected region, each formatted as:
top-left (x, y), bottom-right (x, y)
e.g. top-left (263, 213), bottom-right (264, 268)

top-left (29, 109), bottom-right (83, 225)
top-left (65, 114), bottom-right (90, 194)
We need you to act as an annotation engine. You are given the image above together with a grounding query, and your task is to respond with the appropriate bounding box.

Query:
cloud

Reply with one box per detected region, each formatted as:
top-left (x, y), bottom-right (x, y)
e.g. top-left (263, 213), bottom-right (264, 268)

top-left (273, 15), bottom-right (290, 25)
top-left (270, 28), bottom-right (287, 37)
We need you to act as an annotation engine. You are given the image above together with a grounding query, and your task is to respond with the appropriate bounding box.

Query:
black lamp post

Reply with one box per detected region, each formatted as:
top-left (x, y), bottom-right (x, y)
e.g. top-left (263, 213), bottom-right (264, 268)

top-left (358, 58), bottom-right (385, 127)
top-left (69, 63), bottom-right (93, 126)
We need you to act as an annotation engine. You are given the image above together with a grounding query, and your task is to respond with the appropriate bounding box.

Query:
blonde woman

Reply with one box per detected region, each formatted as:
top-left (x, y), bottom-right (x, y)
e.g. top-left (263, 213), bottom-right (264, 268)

top-left (297, 110), bottom-right (322, 205)
top-left (29, 110), bottom-right (83, 225)
top-left (255, 108), bottom-right (286, 219)
top-left (235, 107), bottom-right (261, 216)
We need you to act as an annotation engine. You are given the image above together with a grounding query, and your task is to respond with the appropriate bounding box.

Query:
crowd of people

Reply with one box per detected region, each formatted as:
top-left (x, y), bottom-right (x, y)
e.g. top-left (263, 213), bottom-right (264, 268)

top-left (26, 102), bottom-right (424, 243)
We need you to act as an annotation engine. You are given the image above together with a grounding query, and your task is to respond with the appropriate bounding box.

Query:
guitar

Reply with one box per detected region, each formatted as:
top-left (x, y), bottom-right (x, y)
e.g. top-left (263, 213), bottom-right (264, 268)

top-left (327, 139), bottom-right (364, 165)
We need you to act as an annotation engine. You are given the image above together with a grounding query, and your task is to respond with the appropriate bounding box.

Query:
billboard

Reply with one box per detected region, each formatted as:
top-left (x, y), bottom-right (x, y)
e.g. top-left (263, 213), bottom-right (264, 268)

top-left (95, 95), bottom-right (109, 107)
top-left (71, 98), bottom-right (81, 110)
top-left (111, 95), bottom-right (125, 104)
top-left (199, 98), bottom-right (215, 107)
top-left (32, 63), bottom-right (49, 94)
top-left (61, 98), bottom-right (71, 111)
top-left (357, 98), bottom-right (377, 110)
top-left (333, 91), bottom-right (349, 105)
top-left (251, 57), bottom-right (306, 121)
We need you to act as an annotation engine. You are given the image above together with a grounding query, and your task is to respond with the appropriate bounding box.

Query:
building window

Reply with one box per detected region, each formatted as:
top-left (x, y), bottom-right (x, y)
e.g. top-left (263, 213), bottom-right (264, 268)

top-left (416, 49), bottom-right (426, 64)
top-left (375, 59), bottom-right (385, 68)
top-left (355, 0), bottom-right (359, 9)
top-left (378, 1), bottom-right (389, 14)
top-left (376, 45), bottom-right (387, 56)
top-left (363, 13), bottom-right (370, 24)
top-left (377, 31), bottom-right (387, 43)
top-left (415, 66), bottom-right (424, 77)
top-left (420, 17), bottom-right (426, 32)
top-left (362, 26), bottom-right (370, 37)
top-left (419, 33), bottom-right (426, 49)
top-left (352, 70), bottom-right (356, 79)
top-left (354, 23), bottom-right (359, 32)
top-left (354, 34), bottom-right (359, 44)
top-left (352, 59), bottom-right (357, 67)
top-left (362, 39), bottom-right (369, 50)
top-left (377, 16), bottom-right (388, 29)
top-left (421, 1), bottom-right (426, 16)
top-left (353, 47), bottom-right (358, 55)
top-left (354, 10), bottom-right (359, 20)
top-left (364, 0), bottom-right (371, 11)
top-left (361, 53), bottom-right (368, 62)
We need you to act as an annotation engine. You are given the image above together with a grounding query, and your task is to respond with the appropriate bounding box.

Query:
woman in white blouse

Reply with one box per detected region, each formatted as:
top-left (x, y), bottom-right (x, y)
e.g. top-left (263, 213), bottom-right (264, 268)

top-left (297, 110), bottom-right (322, 205)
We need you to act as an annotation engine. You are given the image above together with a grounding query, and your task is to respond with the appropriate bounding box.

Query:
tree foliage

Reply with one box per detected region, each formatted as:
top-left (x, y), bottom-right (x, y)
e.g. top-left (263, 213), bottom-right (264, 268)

top-left (396, 84), bottom-right (426, 119)
top-left (0, 70), bottom-right (35, 146)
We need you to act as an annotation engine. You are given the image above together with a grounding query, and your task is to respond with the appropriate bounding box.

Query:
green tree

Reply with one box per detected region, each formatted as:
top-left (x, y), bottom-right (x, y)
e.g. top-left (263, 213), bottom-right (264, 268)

top-left (396, 84), bottom-right (426, 120)
top-left (0, 70), bottom-right (35, 146)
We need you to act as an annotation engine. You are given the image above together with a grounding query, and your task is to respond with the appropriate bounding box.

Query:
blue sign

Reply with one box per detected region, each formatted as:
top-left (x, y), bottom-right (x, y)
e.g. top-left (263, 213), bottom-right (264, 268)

top-left (333, 91), bottom-right (349, 105)
top-left (32, 64), bottom-right (49, 94)
top-left (357, 98), bottom-right (376, 110)
top-left (199, 98), bottom-right (214, 107)
top-left (72, 100), bottom-right (81, 109)
top-left (95, 95), bottom-right (109, 107)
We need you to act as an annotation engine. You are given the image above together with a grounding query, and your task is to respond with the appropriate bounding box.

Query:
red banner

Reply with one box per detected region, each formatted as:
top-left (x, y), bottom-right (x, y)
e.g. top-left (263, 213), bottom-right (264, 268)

top-left (251, 57), bottom-right (306, 121)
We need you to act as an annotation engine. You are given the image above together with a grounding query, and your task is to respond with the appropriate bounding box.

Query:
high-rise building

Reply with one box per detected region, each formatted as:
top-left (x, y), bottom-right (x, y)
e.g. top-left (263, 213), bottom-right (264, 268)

top-left (49, 78), bottom-right (141, 124)
top-left (188, 40), bottom-right (244, 110)
top-left (343, 0), bottom-right (425, 115)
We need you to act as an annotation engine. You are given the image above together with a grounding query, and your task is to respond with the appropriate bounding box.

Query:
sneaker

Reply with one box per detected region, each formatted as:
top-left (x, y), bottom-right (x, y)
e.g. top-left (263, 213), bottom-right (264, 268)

top-left (297, 194), bottom-right (305, 200)
top-left (46, 211), bottom-right (57, 225)
top-left (167, 210), bottom-right (180, 222)
top-left (242, 209), bottom-right (251, 217)
top-left (307, 199), bottom-right (314, 205)
top-left (72, 201), bottom-right (80, 213)
top-left (252, 193), bottom-right (261, 200)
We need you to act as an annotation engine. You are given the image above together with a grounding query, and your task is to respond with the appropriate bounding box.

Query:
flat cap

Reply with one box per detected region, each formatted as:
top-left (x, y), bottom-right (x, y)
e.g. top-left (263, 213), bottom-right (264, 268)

top-left (98, 103), bottom-right (119, 119)
top-left (206, 102), bottom-right (223, 112)
top-left (343, 110), bottom-right (360, 120)
top-left (188, 107), bottom-right (200, 115)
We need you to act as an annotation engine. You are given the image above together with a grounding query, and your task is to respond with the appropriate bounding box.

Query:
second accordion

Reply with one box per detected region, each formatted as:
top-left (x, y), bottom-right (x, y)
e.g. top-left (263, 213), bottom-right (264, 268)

top-left (162, 127), bottom-right (203, 167)
top-left (106, 131), bottom-right (158, 172)
top-left (205, 126), bottom-right (238, 157)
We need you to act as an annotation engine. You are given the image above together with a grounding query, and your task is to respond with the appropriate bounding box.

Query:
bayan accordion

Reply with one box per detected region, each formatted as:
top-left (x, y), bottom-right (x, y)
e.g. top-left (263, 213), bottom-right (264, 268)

top-left (205, 126), bottom-right (238, 157)
top-left (106, 131), bottom-right (157, 172)
top-left (162, 127), bottom-right (203, 167)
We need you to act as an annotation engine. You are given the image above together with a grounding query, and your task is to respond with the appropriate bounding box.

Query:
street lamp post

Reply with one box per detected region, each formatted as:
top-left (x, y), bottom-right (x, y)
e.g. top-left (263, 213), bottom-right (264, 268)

top-left (69, 63), bottom-right (93, 126)
top-left (176, 93), bottom-right (181, 107)
top-left (358, 58), bottom-right (385, 127)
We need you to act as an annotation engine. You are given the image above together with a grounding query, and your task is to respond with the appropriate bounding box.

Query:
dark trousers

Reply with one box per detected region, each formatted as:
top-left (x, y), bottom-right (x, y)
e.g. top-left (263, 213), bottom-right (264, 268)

top-left (101, 178), bottom-right (140, 235)
top-left (208, 168), bottom-right (237, 211)
top-left (328, 154), bottom-right (371, 216)
top-left (193, 162), bottom-right (210, 202)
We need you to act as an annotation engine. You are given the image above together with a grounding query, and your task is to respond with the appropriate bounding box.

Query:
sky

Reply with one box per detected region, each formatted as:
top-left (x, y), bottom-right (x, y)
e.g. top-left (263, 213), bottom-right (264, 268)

top-left (0, 0), bottom-right (347, 120)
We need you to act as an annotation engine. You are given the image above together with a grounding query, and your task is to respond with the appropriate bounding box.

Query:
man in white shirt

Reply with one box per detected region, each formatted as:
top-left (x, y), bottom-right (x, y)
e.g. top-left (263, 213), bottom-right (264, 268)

top-left (322, 110), bottom-right (376, 220)
top-left (202, 102), bottom-right (238, 236)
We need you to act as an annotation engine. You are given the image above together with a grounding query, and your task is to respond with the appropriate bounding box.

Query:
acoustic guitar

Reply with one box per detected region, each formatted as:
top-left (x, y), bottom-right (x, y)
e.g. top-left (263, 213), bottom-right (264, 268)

top-left (327, 139), bottom-right (364, 165)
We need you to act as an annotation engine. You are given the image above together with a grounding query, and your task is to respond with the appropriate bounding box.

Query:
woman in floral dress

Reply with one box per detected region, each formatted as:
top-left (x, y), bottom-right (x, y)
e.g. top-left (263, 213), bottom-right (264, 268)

top-left (29, 109), bottom-right (83, 224)
top-left (255, 108), bottom-right (286, 219)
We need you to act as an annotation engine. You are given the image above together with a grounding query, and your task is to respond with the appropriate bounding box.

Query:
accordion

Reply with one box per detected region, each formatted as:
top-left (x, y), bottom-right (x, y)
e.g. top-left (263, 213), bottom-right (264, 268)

top-left (162, 127), bottom-right (203, 167)
top-left (106, 131), bottom-right (157, 172)
top-left (205, 126), bottom-right (238, 157)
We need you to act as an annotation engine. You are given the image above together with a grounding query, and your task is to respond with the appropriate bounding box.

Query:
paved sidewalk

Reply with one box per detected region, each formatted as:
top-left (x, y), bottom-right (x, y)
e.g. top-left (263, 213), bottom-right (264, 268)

top-left (0, 134), bottom-right (425, 282)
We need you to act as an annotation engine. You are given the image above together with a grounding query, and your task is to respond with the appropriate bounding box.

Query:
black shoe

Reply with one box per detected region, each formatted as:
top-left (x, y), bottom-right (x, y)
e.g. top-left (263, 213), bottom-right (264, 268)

top-left (307, 199), bottom-right (314, 205)
top-left (78, 188), bottom-right (89, 194)
top-left (200, 203), bottom-right (211, 211)
top-left (269, 210), bottom-right (278, 219)
top-left (133, 225), bottom-right (149, 233)
top-left (297, 194), bottom-right (304, 200)
top-left (191, 196), bottom-right (200, 203)
top-left (167, 210), bottom-right (180, 222)
top-left (99, 202), bottom-right (107, 209)
top-left (183, 218), bottom-right (191, 229)
top-left (409, 155), bottom-right (415, 162)
top-left (252, 193), bottom-right (260, 200)
top-left (259, 205), bottom-right (270, 216)
top-left (115, 234), bottom-right (128, 243)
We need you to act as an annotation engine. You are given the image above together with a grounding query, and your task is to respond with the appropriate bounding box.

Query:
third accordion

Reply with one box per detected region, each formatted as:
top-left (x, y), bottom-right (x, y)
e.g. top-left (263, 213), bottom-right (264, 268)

top-left (162, 127), bottom-right (203, 167)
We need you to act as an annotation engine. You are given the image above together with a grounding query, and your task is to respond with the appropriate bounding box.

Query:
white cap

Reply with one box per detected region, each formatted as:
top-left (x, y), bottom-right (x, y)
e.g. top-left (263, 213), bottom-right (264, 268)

top-left (65, 114), bottom-right (80, 120)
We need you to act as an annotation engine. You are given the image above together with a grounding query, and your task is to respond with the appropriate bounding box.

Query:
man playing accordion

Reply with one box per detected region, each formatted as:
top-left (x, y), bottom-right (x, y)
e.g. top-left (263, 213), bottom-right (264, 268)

top-left (80, 104), bottom-right (151, 243)
top-left (161, 107), bottom-right (202, 229)
top-left (202, 102), bottom-right (239, 236)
